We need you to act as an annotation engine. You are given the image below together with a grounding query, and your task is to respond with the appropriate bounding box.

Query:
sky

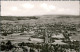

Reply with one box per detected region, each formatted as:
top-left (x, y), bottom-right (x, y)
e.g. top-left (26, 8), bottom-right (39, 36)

top-left (0, 1), bottom-right (1, 16)
top-left (1, 1), bottom-right (80, 16)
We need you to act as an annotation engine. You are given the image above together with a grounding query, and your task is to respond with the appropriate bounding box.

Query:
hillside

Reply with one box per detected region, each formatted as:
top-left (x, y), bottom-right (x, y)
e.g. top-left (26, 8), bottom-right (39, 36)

top-left (0, 15), bottom-right (80, 41)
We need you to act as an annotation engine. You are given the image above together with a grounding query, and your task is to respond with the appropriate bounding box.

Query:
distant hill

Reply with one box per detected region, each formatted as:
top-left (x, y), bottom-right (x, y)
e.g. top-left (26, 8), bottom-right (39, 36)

top-left (0, 15), bottom-right (80, 24)
top-left (0, 16), bottom-right (38, 21)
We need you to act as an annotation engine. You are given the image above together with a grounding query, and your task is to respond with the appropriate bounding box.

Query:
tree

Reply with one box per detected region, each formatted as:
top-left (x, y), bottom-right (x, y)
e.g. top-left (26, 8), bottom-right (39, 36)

top-left (6, 41), bottom-right (13, 50)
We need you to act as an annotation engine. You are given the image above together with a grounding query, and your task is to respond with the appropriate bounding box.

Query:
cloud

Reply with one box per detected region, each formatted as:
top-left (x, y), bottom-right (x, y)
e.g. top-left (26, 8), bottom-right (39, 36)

top-left (49, 5), bottom-right (56, 10)
top-left (22, 3), bottom-right (34, 9)
top-left (41, 3), bottom-right (48, 8)
top-left (40, 3), bottom-right (56, 11)
top-left (10, 6), bottom-right (18, 11)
